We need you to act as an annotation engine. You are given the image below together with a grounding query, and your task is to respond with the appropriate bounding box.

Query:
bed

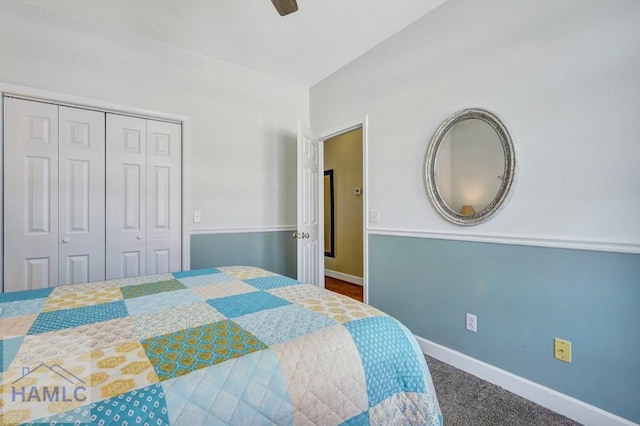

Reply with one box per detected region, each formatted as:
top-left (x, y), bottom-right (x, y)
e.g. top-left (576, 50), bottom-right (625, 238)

top-left (1, 266), bottom-right (442, 425)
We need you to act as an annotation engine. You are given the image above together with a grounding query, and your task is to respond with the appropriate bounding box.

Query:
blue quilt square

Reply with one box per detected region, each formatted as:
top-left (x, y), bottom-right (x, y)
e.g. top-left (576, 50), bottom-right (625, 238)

top-left (173, 268), bottom-right (221, 278)
top-left (342, 411), bottom-right (370, 425)
top-left (176, 273), bottom-right (236, 288)
top-left (162, 349), bottom-right (293, 425)
top-left (234, 304), bottom-right (337, 346)
top-left (244, 276), bottom-right (302, 290)
top-left (345, 316), bottom-right (427, 407)
top-left (125, 289), bottom-right (201, 316)
top-left (90, 383), bottom-right (169, 425)
top-left (28, 300), bottom-right (128, 335)
top-left (0, 287), bottom-right (53, 304)
top-left (0, 298), bottom-right (47, 318)
top-left (32, 383), bottom-right (169, 426)
top-left (1, 336), bottom-right (24, 372)
top-left (207, 291), bottom-right (290, 318)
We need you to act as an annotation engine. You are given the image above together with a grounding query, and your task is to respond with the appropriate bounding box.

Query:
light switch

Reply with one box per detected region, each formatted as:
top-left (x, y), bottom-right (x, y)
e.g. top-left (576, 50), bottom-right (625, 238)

top-left (369, 209), bottom-right (381, 224)
top-left (193, 210), bottom-right (201, 223)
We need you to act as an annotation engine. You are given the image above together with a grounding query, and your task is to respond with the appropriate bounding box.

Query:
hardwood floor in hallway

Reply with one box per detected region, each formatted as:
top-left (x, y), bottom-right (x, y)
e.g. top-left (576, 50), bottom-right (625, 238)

top-left (324, 276), bottom-right (363, 302)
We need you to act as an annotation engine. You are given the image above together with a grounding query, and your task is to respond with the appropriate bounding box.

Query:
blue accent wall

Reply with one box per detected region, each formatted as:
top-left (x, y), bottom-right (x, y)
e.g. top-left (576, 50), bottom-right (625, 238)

top-left (369, 234), bottom-right (640, 423)
top-left (190, 231), bottom-right (297, 279)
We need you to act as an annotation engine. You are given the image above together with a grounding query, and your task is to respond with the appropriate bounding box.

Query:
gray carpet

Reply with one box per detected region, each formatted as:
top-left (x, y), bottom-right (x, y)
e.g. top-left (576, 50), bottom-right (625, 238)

top-left (426, 356), bottom-right (582, 426)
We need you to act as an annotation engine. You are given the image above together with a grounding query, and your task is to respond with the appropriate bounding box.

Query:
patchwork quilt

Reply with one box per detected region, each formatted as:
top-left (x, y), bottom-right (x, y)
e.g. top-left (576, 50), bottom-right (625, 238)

top-left (0, 266), bottom-right (443, 425)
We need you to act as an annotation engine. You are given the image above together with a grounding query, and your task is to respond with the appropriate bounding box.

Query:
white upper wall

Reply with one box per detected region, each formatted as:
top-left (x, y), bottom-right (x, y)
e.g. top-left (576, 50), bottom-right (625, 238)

top-left (17, 0), bottom-right (449, 87)
top-left (311, 0), bottom-right (640, 248)
top-left (0, 0), bottom-right (306, 231)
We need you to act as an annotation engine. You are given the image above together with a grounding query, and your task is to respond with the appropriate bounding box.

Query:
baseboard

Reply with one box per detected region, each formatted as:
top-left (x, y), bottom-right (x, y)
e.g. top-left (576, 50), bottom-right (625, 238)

top-left (324, 269), bottom-right (363, 286)
top-left (416, 336), bottom-right (637, 426)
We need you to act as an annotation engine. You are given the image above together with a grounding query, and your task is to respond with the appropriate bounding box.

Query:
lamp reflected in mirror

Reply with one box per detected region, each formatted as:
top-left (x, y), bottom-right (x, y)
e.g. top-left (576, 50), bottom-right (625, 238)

top-left (437, 118), bottom-right (504, 214)
top-left (460, 205), bottom-right (476, 216)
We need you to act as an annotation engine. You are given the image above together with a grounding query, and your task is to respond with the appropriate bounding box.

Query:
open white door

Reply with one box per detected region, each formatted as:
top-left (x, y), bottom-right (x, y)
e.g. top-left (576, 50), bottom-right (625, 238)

top-left (296, 121), bottom-right (323, 286)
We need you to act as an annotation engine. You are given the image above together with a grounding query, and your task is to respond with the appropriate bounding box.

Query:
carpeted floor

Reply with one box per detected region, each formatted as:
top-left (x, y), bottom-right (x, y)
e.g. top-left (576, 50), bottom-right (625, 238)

top-left (426, 356), bottom-right (582, 426)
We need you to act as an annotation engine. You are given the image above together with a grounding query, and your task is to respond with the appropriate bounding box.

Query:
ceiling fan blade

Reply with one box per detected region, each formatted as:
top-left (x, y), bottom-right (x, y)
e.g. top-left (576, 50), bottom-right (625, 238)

top-left (271, 0), bottom-right (298, 16)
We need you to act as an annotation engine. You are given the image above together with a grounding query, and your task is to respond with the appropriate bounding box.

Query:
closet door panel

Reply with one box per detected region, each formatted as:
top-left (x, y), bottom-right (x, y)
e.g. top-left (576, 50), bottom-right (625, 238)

top-left (146, 120), bottom-right (182, 274)
top-left (58, 106), bottom-right (106, 285)
top-left (106, 114), bottom-right (146, 279)
top-left (4, 98), bottom-right (59, 291)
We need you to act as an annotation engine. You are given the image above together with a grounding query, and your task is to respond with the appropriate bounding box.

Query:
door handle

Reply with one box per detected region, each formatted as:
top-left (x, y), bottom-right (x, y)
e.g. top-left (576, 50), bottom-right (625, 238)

top-left (62, 238), bottom-right (70, 243)
top-left (136, 235), bottom-right (143, 240)
top-left (292, 232), bottom-right (310, 239)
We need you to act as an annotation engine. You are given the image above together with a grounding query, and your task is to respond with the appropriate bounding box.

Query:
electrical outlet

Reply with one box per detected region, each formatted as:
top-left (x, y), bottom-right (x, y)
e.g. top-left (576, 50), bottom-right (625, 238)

top-left (466, 313), bottom-right (477, 332)
top-left (554, 338), bottom-right (572, 363)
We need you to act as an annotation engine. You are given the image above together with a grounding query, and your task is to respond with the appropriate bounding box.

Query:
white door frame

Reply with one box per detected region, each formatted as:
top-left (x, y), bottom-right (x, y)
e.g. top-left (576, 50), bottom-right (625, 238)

top-left (317, 116), bottom-right (369, 303)
top-left (0, 82), bottom-right (192, 292)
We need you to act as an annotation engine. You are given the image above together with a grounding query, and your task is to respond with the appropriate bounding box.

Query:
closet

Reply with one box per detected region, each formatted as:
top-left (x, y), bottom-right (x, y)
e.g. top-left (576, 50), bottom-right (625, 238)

top-left (105, 114), bottom-right (182, 280)
top-left (3, 97), bottom-right (182, 292)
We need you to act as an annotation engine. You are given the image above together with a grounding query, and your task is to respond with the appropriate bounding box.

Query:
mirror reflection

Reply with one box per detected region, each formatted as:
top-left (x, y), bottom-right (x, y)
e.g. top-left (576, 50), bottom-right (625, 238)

top-left (425, 108), bottom-right (516, 226)
top-left (436, 119), bottom-right (505, 215)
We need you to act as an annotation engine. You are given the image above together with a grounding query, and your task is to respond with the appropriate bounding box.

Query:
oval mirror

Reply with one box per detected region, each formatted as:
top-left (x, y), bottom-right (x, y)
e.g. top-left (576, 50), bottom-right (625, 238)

top-left (425, 108), bottom-right (516, 225)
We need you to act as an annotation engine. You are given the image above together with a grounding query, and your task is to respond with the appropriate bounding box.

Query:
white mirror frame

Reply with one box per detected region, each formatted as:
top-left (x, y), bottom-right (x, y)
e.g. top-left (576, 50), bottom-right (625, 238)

top-left (425, 108), bottom-right (517, 226)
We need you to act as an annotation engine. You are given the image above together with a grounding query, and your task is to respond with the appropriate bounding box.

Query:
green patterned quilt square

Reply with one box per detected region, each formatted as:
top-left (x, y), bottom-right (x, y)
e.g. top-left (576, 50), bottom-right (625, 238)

top-left (141, 320), bottom-right (267, 381)
top-left (120, 279), bottom-right (187, 299)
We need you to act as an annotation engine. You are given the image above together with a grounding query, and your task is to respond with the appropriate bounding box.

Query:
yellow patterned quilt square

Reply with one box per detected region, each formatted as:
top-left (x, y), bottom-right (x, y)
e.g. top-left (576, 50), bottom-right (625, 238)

top-left (217, 266), bottom-right (277, 281)
top-left (11, 317), bottom-right (137, 368)
top-left (88, 342), bottom-right (159, 402)
top-left (268, 284), bottom-right (327, 305)
top-left (42, 287), bottom-right (124, 312)
top-left (1, 336), bottom-right (94, 422)
top-left (300, 293), bottom-right (385, 323)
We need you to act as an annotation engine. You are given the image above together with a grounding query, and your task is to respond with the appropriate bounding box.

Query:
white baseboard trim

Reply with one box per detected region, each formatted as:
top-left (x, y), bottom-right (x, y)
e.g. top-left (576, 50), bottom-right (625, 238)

top-left (416, 336), bottom-right (637, 426)
top-left (324, 269), bottom-right (363, 286)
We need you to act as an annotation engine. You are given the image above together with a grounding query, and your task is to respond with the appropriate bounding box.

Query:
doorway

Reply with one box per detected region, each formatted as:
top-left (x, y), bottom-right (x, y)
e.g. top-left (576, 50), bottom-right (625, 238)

top-left (321, 126), bottom-right (365, 302)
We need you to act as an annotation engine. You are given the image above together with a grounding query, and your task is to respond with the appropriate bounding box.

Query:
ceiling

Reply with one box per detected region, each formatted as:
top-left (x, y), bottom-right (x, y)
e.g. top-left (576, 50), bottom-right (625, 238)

top-left (19, 0), bottom-right (448, 87)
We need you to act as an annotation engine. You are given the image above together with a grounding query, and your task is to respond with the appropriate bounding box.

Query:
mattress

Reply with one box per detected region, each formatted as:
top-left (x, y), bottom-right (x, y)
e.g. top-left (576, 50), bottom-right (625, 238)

top-left (0, 266), bottom-right (442, 425)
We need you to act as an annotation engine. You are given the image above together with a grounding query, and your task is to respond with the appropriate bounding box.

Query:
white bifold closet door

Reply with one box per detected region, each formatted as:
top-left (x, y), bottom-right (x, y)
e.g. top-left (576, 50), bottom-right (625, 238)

top-left (58, 106), bottom-right (106, 284)
top-left (3, 98), bottom-right (182, 292)
top-left (105, 114), bottom-right (181, 279)
top-left (4, 97), bottom-right (105, 291)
